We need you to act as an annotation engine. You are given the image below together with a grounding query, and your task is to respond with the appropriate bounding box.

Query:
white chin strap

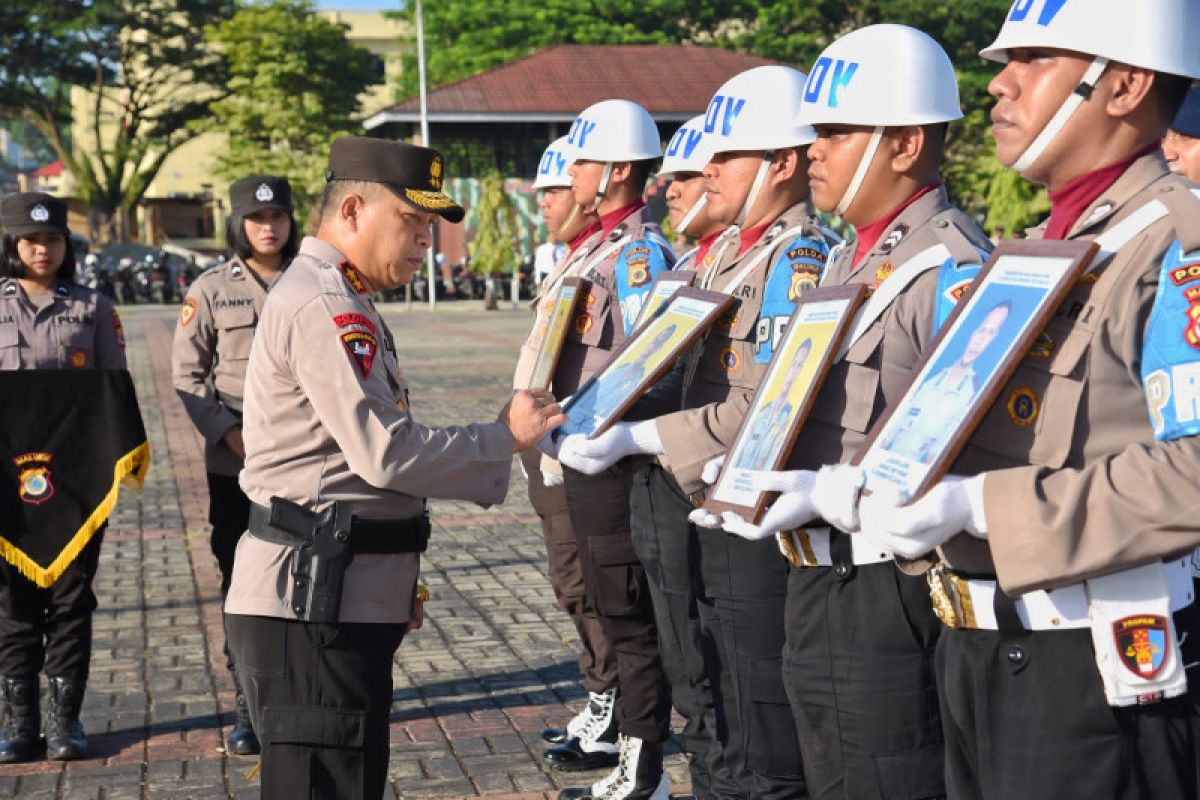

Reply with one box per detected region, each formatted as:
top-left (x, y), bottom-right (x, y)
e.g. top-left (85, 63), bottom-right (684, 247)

top-left (1011, 56), bottom-right (1109, 176)
top-left (835, 127), bottom-right (885, 217)
top-left (589, 162), bottom-right (614, 213)
top-left (734, 151), bottom-right (775, 227)
top-left (676, 193), bottom-right (708, 235)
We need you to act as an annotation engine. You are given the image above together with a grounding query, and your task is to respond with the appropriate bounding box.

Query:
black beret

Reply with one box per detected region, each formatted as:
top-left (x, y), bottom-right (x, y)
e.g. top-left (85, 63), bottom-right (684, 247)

top-left (1171, 84), bottom-right (1200, 139)
top-left (229, 175), bottom-right (293, 218)
top-left (326, 136), bottom-right (465, 224)
top-left (1, 192), bottom-right (69, 237)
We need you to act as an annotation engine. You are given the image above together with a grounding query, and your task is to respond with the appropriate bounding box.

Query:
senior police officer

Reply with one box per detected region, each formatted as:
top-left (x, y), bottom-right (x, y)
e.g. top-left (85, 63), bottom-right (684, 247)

top-left (1164, 83), bottom-right (1200, 183)
top-left (845, 3), bottom-right (1200, 798)
top-left (559, 65), bottom-right (838, 799)
top-left (223, 137), bottom-right (565, 799)
top-left (0, 192), bottom-right (126, 762)
top-left (172, 174), bottom-right (297, 756)
top-left (514, 137), bottom-right (619, 769)
top-left (701, 26), bottom-right (992, 799)
top-left (542, 98), bottom-right (677, 800)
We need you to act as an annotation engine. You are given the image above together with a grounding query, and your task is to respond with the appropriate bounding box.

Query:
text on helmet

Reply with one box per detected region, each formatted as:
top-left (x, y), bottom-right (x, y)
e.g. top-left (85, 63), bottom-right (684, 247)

top-left (666, 127), bottom-right (705, 159)
top-left (704, 96), bottom-right (746, 137)
top-left (1008, 0), bottom-right (1068, 25)
top-left (539, 149), bottom-right (568, 177)
top-left (568, 118), bottom-right (598, 148)
top-left (804, 58), bottom-right (859, 108)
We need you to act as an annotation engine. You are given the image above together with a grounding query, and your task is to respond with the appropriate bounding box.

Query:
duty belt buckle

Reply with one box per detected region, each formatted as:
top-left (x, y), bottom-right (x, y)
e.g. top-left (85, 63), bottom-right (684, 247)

top-left (777, 530), bottom-right (805, 569)
top-left (689, 490), bottom-right (707, 509)
top-left (927, 564), bottom-right (965, 629)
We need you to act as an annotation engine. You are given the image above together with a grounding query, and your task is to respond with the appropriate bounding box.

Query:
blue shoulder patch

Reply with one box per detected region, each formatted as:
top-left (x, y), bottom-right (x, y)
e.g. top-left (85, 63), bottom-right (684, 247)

top-left (1141, 241), bottom-right (1200, 442)
top-left (614, 235), bottom-right (674, 335)
top-left (933, 251), bottom-right (986, 333)
top-left (754, 235), bottom-right (829, 363)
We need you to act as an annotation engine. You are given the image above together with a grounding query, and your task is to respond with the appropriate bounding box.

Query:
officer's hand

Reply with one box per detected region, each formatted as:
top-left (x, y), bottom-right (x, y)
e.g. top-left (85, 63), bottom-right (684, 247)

top-left (223, 425), bottom-right (246, 460)
top-left (406, 594), bottom-right (425, 633)
top-left (811, 463), bottom-right (866, 533)
top-left (501, 389), bottom-right (567, 453)
top-left (857, 474), bottom-right (988, 560)
top-left (556, 421), bottom-right (663, 475)
top-left (720, 469), bottom-right (818, 540)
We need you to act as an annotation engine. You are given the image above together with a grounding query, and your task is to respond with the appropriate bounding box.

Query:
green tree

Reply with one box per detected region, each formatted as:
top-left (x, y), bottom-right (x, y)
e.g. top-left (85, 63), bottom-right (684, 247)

top-left (470, 172), bottom-right (519, 308)
top-left (982, 157), bottom-right (1050, 237)
top-left (202, 0), bottom-right (376, 222)
top-left (0, 0), bottom-right (235, 242)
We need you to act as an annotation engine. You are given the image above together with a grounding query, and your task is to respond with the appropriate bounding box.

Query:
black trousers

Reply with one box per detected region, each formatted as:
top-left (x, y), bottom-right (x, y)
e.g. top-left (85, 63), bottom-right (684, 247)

top-left (207, 471), bottom-right (251, 677)
top-left (937, 603), bottom-right (1200, 800)
top-left (783, 558), bottom-right (944, 800)
top-left (0, 527), bottom-right (104, 681)
top-left (629, 462), bottom-right (742, 799)
top-left (522, 451), bottom-right (617, 694)
top-left (226, 614), bottom-right (405, 800)
top-left (696, 526), bottom-right (807, 800)
top-left (563, 465), bottom-right (671, 743)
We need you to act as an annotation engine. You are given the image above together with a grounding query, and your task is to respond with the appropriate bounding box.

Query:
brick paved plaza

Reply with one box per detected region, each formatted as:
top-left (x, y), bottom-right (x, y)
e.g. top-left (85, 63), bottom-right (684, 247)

top-left (0, 305), bottom-right (691, 799)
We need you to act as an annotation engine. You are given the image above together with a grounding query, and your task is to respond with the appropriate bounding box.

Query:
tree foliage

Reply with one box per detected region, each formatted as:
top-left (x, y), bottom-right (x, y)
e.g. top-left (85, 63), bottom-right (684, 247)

top-left (202, 0), bottom-right (376, 219)
top-left (470, 172), bottom-right (519, 276)
top-left (0, 0), bottom-right (234, 241)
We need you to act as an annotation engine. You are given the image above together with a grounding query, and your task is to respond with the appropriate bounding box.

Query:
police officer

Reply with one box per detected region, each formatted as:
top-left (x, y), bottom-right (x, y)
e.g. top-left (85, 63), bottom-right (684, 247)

top-left (560, 65), bottom-right (838, 799)
top-left (702, 26), bottom-right (992, 799)
top-left (848, 4), bottom-right (1200, 798)
top-left (1164, 83), bottom-right (1200, 183)
top-left (171, 174), bottom-right (297, 756)
top-left (222, 137), bottom-right (565, 799)
top-left (515, 137), bottom-right (619, 769)
top-left (542, 99), bottom-right (677, 800)
top-left (660, 115), bottom-right (725, 267)
top-left (0, 192), bottom-right (126, 762)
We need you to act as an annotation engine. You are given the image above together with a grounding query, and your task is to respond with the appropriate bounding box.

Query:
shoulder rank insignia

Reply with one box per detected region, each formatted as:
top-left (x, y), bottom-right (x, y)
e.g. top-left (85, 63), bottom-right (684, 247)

top-left (338, 261), bottom-right (368, 294)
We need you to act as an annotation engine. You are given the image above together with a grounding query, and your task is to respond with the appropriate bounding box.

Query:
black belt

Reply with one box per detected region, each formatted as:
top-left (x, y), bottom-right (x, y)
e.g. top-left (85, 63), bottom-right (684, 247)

top-left (248, 501), bottom-right (430, 554)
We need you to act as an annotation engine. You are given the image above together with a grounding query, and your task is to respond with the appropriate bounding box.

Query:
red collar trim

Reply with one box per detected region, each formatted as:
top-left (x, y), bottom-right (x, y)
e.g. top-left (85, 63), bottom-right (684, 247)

top-left (567, 221), bottom-right (602, 255)
top-left (737, 223), bottom-right (771, 258)
top-left (1044, 143), bottom-right (1158, 240)
top-left (853, 182), bottom-right (941, 268)
top-left (600, 200), bottom-right (645, 238)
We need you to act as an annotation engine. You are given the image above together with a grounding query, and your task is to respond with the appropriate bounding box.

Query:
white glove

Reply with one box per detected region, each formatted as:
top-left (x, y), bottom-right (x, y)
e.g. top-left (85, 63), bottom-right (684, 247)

top-left (719, 469), bottom-right (818, 541)
top-left (556, 420), bottom-right (664, 475)
top-left (688, 507), bottom-right (723, 528)
top-left (857, 474), bottom-right (988, 560)
top-left (700, 454), bottom-right (726, 485)
top-left (543, 471), bottom-right (564, 488)
top-left (810, 463), bottom-right (866, 533)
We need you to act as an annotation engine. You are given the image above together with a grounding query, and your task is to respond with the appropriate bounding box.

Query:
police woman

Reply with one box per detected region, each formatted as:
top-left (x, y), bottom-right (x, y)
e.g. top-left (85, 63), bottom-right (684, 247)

top-left (0, 192), bottom-right (126, 762)
top-left (172, 175), bottom-right (296, 756)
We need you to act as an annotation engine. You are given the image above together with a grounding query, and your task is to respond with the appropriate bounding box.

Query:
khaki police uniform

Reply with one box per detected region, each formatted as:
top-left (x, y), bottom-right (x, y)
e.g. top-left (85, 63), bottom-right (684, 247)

top-left (647, 202), bottom-right (834, 799)
top-left (554, 205), bottom-right (678, 747)
top-left (779, 187), bottom-right (991, 800)
top-left (930, 152), bottom-right (1200, 799)
top-left (0, 279), bottom-right (125, 372)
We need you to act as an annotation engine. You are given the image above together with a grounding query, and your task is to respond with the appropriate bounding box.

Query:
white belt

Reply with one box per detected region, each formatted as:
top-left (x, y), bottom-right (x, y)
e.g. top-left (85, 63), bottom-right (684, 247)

top-left (929, 557), bottom-right (1196, 631)
top-left (778, 527), bottom-right (894, 568)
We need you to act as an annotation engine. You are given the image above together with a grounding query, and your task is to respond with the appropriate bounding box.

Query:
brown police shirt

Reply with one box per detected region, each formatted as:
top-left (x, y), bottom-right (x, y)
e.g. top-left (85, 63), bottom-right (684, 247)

top-left (0, 278), bottom-right (126, 371)
top-left (224, 236), bottom-right (515, 624)
top-left (171, 257), bottom-right (281, 476)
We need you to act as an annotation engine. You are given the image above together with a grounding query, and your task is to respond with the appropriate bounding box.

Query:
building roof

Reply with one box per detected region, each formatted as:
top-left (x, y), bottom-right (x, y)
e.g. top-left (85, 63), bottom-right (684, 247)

top-left (364, 44), bottom-right (780, 129)
top-left (31, 160), bottom-right (65, 178)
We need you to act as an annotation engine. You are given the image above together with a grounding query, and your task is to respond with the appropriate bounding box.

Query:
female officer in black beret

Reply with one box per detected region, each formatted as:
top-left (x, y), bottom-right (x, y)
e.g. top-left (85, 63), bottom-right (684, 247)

top-left (171, 174), bottom-right (297, 756)
top-left (0, 192), bottom-right (126, 762)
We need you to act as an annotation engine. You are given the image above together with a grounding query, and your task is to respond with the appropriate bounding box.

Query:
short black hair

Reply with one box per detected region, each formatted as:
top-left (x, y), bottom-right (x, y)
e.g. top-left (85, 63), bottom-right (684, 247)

top-left (224, 209), bottom-right (299, 261)
top-left (627, 160), bottom-right (658, 190)
top-left (1, 233), bottom-right (77, 283)
top-left (317, 179), bottom-right (387, 222)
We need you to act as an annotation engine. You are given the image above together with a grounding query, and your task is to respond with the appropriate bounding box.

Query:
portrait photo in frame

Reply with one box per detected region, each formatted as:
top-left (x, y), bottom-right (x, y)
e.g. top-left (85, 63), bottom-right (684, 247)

top-left (525, 277), bottom-right (585, 391)
top-left (557, 287), bottom-right (735, 439)
top-left (853, 239), bottom-right (1099, 503)
top-left (702, 284), bottom-right (868, 521)
top-left (631, 269), bottom-right (696, 329)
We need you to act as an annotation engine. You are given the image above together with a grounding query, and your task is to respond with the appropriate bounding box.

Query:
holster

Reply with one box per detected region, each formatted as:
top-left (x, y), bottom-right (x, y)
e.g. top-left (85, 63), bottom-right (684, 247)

top-left (270, 497), bottom-right (354, 624)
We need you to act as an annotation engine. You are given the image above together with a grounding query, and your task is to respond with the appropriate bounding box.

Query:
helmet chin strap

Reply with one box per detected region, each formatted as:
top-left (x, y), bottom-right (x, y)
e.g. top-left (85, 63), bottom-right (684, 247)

top-left (589, 162), bottom-right (614, 213)
top-left (676, 193), bottom-right (708, 235)
top-left (734, 151), bottom-right (775, 227)
top-left (835, 127), bottom-right (884, 217)
top-left (1011, 56), bottom-right (1109, 176)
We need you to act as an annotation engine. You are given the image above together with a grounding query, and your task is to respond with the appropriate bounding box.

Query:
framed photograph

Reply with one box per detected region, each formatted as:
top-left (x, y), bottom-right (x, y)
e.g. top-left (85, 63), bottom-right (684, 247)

top-left (702, 284), bottom-right (868, 520)
top-left (631, 269), bottom-right (696, 329)
top-left (525, 277), bottom-right (585, 391)
top-left (558, 287), bottom-right (735, 439)
top-left (852, 239), bottom-right (1099, 503)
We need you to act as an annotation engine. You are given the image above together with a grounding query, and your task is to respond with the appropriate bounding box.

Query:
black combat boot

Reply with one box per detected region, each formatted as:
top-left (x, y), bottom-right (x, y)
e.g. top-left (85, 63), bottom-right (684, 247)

top-left (226, 690), bottom-right (260, 756)
top-left (542, 686), bottom-right (618, 745)
top-left (542, 687), bottom-right (619, 771)
top-left (557, 734), bottom-right (671, 800)
top-left (45, 676), bottom-right (87, 761)
top-left (0, 677), bottom-right (40, 763)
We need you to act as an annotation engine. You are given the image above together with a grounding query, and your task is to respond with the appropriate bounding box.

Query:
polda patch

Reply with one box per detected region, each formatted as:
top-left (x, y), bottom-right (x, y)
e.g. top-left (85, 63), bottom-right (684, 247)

top-left (341, 330), bottom-right (378, 378)
top-left (14, 452), bottom-right (54, 505)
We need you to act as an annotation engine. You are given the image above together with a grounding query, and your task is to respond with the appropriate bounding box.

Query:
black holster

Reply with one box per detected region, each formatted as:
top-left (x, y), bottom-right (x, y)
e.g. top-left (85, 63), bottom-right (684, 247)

top-left (270, 498), bottom-right (353, 624)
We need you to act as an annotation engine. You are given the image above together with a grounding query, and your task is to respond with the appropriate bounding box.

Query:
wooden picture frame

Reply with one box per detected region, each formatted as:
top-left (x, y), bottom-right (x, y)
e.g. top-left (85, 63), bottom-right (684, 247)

top-left (852, 239), bottom-right (1099, 504)
top-left (525, 277), bottom-right (585, 391)
top-left (702, 284), bottom-right (868, 521)
top-left (557, 287), bottom-right (736, 439)
top-left (631, 269), bottom-right (696, 329)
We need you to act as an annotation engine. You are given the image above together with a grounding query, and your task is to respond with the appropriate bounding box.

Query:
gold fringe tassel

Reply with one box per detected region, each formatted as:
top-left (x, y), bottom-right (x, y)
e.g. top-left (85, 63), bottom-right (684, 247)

top-left (0, 440), bottom-right (151, 588)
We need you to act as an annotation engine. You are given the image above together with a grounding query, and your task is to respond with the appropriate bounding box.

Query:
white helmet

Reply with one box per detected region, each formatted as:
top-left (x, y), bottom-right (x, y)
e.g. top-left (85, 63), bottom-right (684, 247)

top-left (980, 0), bottom-right (1200, 175)
top-left (566, 99), bottom-right (662, 163)
top-left (533, 136), bottom-right (575, 190)
top-left (659, 115), bottom-right (715, 178)
top-left (705, 66), bottom-right (816, 154)
top-left (797, 24), bottom-right (961, 216)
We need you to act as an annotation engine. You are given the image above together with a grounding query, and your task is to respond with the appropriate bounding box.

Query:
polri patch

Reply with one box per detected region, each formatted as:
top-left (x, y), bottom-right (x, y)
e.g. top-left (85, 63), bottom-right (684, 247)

top-left (14, 452), bottom-right (54, 505)
top-left (341, 330), bottom-right (378, 378)
top-left (1006, 386), bottom-right (1039, 427)
top-left (1114, 615), bottom-right (1169, 679)
top-left (333, 312), bottom-right (376, 333)
top-left (179, 297), bottom-right (197, 327)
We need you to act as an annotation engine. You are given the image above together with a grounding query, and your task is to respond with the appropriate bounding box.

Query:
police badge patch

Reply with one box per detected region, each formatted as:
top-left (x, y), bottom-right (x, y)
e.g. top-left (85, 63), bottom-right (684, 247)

top-left (29, 205), bottom-right (49, 223)
top-left (14, 452), bottom-right (54, 505)
top-left (1006, 386), bottom-right (1039, 427)
top-left (179, 297), bottom-right (198, 327)
top-left (1114, 615), bottom-right (1169, 679)
top-left (720, 348), bottom-right (739, 372)
top-left (340, 330), bottom-right (378, 378)
top-left (69, 349), bottom-right (87, 369)
top-left (255, 183), bottom-right (274, 202)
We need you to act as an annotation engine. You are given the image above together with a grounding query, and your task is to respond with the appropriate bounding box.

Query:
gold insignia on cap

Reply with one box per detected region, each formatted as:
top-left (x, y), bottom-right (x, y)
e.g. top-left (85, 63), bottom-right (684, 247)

top-left (405, 188), bottom-right (456, 209)
top-left (430, 156), bottom-right (443, 190)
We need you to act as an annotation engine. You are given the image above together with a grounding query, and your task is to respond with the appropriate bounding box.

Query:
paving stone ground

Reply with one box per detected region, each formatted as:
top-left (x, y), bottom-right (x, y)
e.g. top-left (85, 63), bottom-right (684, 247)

top-left (0, 304), bottom-right (692, 799)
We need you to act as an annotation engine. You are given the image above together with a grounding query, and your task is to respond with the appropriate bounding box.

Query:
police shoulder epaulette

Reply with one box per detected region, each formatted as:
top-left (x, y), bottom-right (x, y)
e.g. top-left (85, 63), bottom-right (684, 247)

top-left (3, 280), bottom-right (17, 296)
top-left (928, 209), bottom-right (988, 267)
top-left (54, 282), bottom-right (70, 297)
top-left (1154, 179), bottom-right (1200, 255)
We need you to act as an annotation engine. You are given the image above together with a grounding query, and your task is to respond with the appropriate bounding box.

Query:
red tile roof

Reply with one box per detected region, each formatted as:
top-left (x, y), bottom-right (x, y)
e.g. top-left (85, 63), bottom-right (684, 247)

top-left (31, 160), bottom-right (64, 178)
top-left (367, 44), bottom-right (781, 126)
